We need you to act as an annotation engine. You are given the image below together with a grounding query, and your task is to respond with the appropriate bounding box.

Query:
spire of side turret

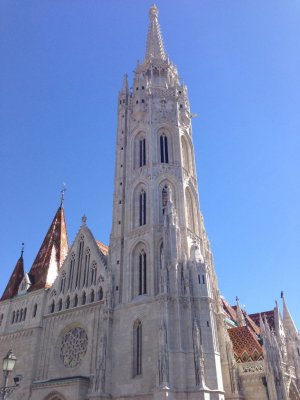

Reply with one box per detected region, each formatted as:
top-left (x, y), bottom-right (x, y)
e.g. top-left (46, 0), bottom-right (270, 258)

top-left (28, 204), bottom-right (68, 291)
top-left (235, 296), bottom-right (246, 327)
top-left (1, 247), bottom-right (25, 301)
top-left (120, 74), bottom-right (129, 94)
top-left (145, 5), bottom-right (167, 61)
top-left (282, 293), bottom-right (298, 336)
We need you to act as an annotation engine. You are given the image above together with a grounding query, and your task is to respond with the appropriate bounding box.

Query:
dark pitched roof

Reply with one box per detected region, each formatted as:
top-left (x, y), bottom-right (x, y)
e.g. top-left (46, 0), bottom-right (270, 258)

top-left (1, 256), bottom-right (24, 301)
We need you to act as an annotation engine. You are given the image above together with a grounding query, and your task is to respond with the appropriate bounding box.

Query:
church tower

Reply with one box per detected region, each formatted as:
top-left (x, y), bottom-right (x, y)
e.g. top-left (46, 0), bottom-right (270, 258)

top-left (109, 5), bottom-right (224, 400)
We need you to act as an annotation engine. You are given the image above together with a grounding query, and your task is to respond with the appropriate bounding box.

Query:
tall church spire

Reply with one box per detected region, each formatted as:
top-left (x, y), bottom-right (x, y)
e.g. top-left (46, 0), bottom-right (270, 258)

top-left (1, 248), bottom-right (25, 301)
top-left (145, 4), bottom-right (167, 61)
top-left (28, 205), bottom-right (68, 291)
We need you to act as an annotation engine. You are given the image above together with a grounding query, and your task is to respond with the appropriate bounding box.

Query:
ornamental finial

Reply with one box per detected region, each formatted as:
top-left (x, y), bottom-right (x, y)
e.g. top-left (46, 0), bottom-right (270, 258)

top-left (60, 183), bottom-right (67, 207)
top-left (21, 242), bottom-right (24, 258)
top-left (149, 4), bottom-right (158, 19)
top-left (82, 214), bottom-right (87, 225)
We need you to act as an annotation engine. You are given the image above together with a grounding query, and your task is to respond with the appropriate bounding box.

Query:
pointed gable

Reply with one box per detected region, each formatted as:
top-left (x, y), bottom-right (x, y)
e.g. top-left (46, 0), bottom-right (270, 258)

top-left (28, 206), bottom-right (68, 291)
top-left (1, 255), bottom-right (24, 301)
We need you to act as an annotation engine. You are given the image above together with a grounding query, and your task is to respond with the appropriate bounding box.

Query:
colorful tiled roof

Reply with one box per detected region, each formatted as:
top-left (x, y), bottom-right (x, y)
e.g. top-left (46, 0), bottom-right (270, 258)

top-left (1, 255), bottom-right (24, 301)
top-left (249, 310), bottom-right (275, 331)
top-left (228, 326), bottom-right (264, 363)
top-left (28, 206), bottom-right (68, 291)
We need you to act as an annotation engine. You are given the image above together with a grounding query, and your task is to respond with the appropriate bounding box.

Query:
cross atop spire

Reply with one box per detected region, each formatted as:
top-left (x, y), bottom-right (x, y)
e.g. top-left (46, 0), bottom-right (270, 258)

top-left (145, 4), bottom-right (167, 61)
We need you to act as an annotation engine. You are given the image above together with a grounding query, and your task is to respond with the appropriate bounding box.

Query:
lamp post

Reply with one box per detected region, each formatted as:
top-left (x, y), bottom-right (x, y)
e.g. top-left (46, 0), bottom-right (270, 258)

top-left (0, 350), bottom-right (19, 400)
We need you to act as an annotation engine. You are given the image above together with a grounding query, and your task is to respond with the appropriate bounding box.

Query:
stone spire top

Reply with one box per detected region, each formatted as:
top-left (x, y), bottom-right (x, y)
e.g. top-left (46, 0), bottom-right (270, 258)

top-left (282, 294), bottom-right (298, 336)
top-left (145, 4), bottom-right (167, 61)
top-left (1, 250), bottom-right (25, 301)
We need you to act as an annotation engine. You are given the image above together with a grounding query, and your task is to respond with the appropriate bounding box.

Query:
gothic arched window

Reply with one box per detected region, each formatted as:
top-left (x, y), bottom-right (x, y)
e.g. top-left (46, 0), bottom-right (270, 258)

top-left (90, 289), bottom-right (95, 303)
top-left (133, 320), bottom-right (142, 376)
top-left (68, 254), bottom-right (75, 290)
top-left (139, 138), bottom-right (146, 167)
top-left (139, 189), bottom-right (146, 226)
top-left (185, 188), bottom-right (195, 232)
top-left (160, 134), bottom-right (169, 163)
top-left (82, 291), bottom-right (86, 305)
top-left (139, 250), bottom-right (147, 295)
top-left (58, 299), bottom-right (62, 311)
top-left (65, 296), bottom-right (70, 309)
top-left (60, 272), bottom-right (66, 294)
top-left (50, 301), bottom-right (55, 314)
top-left (23, 308), bottom-right (27, 321)
top-left (98, 287), bottom-right (103, 301)
top-left (75, 239), bottom-right (84, 288)
top-left (74, 294), bottom-right (78, 307)
top-left (82, 249), bottom-right (90, 287)
top-left (11, 311), bottom-right (15, 324)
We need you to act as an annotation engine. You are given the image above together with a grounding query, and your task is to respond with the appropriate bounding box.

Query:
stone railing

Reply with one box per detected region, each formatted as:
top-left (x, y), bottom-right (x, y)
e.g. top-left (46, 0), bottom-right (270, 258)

top-left (238, 360), bottom-right (264, 374)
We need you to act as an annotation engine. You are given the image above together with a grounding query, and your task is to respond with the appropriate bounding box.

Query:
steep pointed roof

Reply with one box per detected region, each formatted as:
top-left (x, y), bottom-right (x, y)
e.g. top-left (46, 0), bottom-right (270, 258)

top-left (1, 254), bottom-right (24, 301)
top-left (282, 295), bottom-right (298, 336)
top-left (145, 5), bottom-right (167, 61)
top-left (28, 206), bottom-right (68, 291)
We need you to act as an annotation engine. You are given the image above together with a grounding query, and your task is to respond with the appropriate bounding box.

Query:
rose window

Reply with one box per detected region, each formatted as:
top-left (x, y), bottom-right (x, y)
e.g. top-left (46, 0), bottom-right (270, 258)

top-left (60, 327), bottom-right (88, 368)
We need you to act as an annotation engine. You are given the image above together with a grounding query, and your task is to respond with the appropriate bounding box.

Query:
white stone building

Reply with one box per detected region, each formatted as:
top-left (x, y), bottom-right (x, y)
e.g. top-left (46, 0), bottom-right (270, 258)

top-left (0, 5), bottom-right (299, 400)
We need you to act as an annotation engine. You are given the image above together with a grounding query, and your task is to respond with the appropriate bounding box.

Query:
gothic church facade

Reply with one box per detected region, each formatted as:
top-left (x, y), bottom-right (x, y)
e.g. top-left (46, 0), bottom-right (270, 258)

top-left (0, 6), bottom-right (299, 400)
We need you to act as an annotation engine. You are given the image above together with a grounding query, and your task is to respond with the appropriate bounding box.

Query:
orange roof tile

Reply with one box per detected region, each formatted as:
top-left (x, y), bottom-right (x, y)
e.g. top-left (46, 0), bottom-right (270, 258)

top-left (249, 310), bottom-right (275, 331)
top-left (96, 241), bottom-right (109, 256)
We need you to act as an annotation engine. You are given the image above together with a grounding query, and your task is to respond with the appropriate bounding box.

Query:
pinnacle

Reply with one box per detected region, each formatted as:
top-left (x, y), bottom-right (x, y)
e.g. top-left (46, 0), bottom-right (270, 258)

top-left (145, 4), bottom-right (167, 61)
top-left (1, 254), bottom-right (25, 301)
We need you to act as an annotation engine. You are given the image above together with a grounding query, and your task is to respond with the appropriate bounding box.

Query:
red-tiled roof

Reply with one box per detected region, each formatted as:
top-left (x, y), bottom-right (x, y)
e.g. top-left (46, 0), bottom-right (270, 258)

top-left (1, 256), bottom-right (24, 301)
top-left (228, 326), bottom-right (264, 363)
top-left (28, 206), bottom-right (68, 291)
top-left (249, 310), bottom-right (275, 331)
top-left (96, 241), bottom-right (109, 256)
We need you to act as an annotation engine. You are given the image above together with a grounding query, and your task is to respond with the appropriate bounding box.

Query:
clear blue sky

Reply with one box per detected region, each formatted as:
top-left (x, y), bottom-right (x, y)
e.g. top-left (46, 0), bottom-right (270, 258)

top-left (0, 1), bottom-right (299, 327)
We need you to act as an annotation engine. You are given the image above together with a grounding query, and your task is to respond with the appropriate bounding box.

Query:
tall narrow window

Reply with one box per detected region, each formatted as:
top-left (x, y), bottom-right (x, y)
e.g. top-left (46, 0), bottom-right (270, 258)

top-left (160, 134), bottom-right (169, 163)
top-left (83, 249), bottom-right (90, 287)
top-left (11, 311), bottom-right (15, 324)
top-left (162, 185), bottom-right (168, 215)
top-left (68, 255), bottom-right (75, 290)
top-left (139, 138), bottom-right (146, 167)
top-left (33, 304), bottom-right (37, 318)
top-left (134, 321), bottom-right (142, 376)
top-left (139, 250), bottom-right (147, 295)
top-left (58, 299), bottom-right (62, 311)
top-left (23, 308), bottom-right (27, 321)
top-left (74, 294), bottom-right (78, 307)
top-left (139, 190), bottom-right (146, 226)
top-left (60, 272), bottom-right (66, 294)
top-left (66, 296), bottom-right (70, 309)
top-left (75, 240), bottom-right (84, 288)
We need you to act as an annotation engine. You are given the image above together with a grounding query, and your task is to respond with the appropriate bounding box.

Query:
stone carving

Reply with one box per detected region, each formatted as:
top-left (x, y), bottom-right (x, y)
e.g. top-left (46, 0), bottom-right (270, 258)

top-left (95, 334), bottom-right (107, 393)
top-left (60, 327), bottom-right (88, 368)
top-left (158, 323), bottom-right (169, 386)
top-left (192, 321), bottom-right (206, 388)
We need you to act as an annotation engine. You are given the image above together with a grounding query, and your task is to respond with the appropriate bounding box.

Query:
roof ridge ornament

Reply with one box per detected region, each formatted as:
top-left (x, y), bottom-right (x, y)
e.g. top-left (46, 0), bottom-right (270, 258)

top-left (21, 242), bottom-right (24, 258)
top-left (60, 183), bottom-right (67, 207)
top-left (145, 4), bottom-right (167, 61)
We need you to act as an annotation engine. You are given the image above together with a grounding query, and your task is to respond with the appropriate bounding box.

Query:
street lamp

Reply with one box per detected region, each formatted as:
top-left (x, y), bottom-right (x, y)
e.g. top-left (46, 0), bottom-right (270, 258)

top-left (0, 350), bottom-right (20, 400)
